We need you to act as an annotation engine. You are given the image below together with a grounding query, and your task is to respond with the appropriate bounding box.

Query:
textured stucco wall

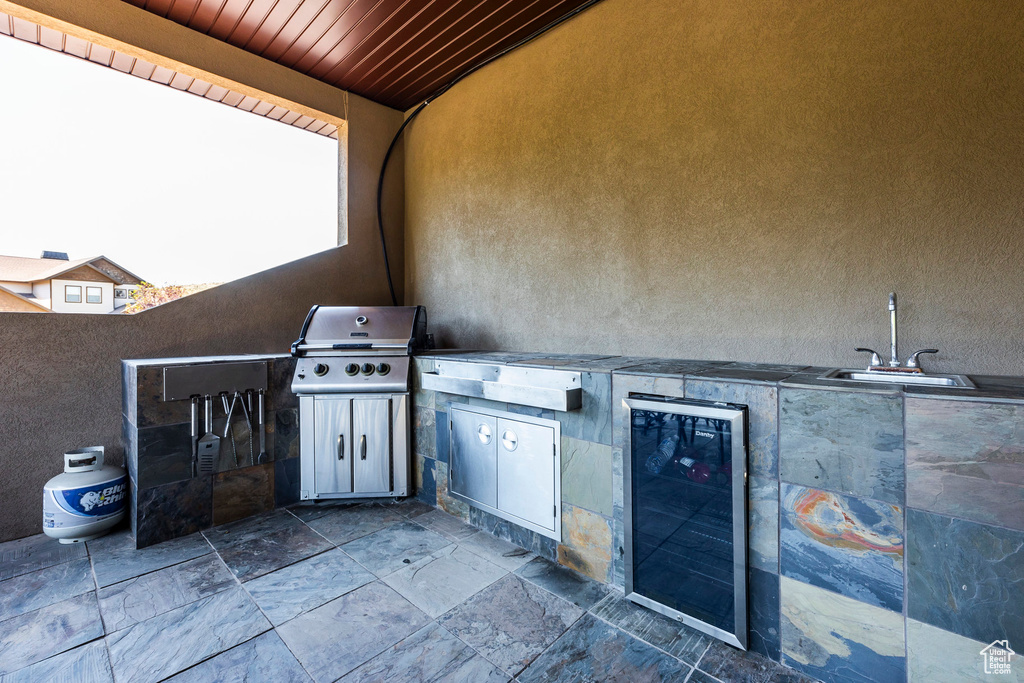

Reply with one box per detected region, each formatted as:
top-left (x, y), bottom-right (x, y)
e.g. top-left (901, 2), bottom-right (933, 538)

top-left (405, 0), bottom-right (1024, 376)
top-left (0, 2), bottom-right (405, 542)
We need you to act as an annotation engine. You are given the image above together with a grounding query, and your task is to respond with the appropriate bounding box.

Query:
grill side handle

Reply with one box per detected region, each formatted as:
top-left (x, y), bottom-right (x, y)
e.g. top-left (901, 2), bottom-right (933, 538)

top-left (290, 305), bottom-right (321, 357)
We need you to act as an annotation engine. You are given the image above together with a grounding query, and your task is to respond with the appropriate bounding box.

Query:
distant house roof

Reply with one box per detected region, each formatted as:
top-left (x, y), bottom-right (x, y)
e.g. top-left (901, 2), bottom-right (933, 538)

top-left (0, 283), bottom-right (51, 312)
top-left (0, 254), bottom-right (143, 285)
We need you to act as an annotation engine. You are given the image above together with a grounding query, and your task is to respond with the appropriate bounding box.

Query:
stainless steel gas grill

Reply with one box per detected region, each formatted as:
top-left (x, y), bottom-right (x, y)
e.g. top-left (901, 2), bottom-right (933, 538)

top-left (290, 305), bottom-right (428, 501)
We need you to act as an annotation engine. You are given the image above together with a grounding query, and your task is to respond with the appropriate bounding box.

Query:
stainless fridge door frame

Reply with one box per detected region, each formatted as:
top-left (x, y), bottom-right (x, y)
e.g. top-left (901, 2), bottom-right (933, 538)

top-left (623, 395), bottom-right (748, 650)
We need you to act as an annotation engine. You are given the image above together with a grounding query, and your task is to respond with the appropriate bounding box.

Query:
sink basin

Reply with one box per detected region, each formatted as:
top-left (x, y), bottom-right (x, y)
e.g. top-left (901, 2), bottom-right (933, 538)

top-left (820, 369), bottom-right (976, 389)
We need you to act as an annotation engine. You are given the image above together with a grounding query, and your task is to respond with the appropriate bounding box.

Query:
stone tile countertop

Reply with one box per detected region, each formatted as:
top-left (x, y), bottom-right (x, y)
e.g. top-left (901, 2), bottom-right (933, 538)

top-left (416, 350), bottom-right (1024, 402)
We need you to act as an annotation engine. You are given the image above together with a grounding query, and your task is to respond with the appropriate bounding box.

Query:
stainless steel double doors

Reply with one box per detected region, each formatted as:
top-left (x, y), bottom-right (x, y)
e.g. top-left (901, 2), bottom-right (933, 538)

top-left (313, 397), bottom-right (391, 495)
top-left (449, 405), bottom-right (560, 539)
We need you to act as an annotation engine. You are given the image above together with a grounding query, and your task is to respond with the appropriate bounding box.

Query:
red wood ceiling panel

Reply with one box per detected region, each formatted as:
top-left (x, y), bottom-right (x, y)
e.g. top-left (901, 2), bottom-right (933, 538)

top-left (120, 0), bottom-right (596, 110)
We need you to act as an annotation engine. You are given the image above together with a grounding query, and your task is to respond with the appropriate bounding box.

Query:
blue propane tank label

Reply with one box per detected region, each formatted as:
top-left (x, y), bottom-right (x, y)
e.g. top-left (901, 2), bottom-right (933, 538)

top-left (43, 478), bottom-right (127, 529)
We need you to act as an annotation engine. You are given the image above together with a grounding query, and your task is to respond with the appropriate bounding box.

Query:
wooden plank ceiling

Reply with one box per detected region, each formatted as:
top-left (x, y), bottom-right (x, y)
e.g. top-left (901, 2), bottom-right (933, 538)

top-left (122, 0), bottom-right (596, 111)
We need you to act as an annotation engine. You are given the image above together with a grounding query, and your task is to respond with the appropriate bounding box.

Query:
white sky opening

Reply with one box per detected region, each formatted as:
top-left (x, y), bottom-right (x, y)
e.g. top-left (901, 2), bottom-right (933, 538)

top-left (0, 34), bottom-right (338, 286)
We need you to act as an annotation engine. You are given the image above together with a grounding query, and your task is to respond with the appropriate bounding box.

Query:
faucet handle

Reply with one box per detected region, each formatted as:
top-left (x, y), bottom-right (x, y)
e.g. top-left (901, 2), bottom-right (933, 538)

top-left (855, 347), bottom-right (883, 368)
top-left (906, 349), bottom-right (939, 369)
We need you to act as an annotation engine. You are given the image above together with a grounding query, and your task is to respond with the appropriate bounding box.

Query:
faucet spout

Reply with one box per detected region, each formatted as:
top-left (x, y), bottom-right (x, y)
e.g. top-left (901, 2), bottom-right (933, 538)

top-left (888, 292), bottom-right (900, 367)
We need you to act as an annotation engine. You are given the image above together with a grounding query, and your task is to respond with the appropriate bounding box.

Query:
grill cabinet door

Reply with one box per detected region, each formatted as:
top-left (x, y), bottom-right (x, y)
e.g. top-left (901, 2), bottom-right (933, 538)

top-left (496, 418), bottom-right (557, 531)
top-left (313, 397), bottom-right (352, 495)
top-left (352, 398), bottom-right (391, 494)
top-left (450, 409), bottom-right (497, 507)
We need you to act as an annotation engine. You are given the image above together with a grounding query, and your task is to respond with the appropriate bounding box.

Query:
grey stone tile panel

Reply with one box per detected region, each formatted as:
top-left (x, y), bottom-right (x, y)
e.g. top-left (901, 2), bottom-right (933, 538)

top-left (0, 640), bottom-right (112, 683)
top-left (340, 521), bottom-right (451, 578)
top-left (244, 548), bottom-right (375, 626)
top-left (437, 573), bottom-right (583, 677)
top-left (435, 408), bottom-right (450, 463)
top-left (779, 388), bottom-right (904, 504)
top-left (202, 510), bottom-right (332, 582)
top-left (780, 483), bottom-right (904, 613)
top-left (905, 397), bottom-right (1024, 531)
top-left (390, 498), bottom-right (438, 519)
top-left (338, 623), bottom-right (508, 683)
top-left (276, 581), bottom-right (430, 683)
top-left (136, 422), bottom-right (192, 489)
top-left (96, 553), bottom-right (236, 633)
top-left (780, 576), bottom-right (905, 683)
top-left (163, 631), bottom-right (311, 683)
top-left (87, 530), bottom-right (212, 588)
top-left (698, 640), bottom-right (814, 683)
top-left (518, 613), bottom-right (693, 682)
top-left (515, 556), bottom-right (612, 609)
top-left (382, 545), bottom-right (506, 618)
top-left (686, 379), bottom-right (780, 477)
top-left (0, 592), bottom-right (104, 676)
top-left (105, 586), bottom-right (270, 683)
top-left (558, 372), bottom-right (612, 445)
top-left (906, 508), bottom-right (1024, 645)
top-left (286, 501), bottom-right (359, 523)
top-left (458, 530), bottom-right (534, 572)
top-left (748, 566), bottom-right (781, 662)
top-left (135, 476), bottom-right (213, 548)
top-left (905, 619), bottom-right (1011, 683)
top-left (414, 509), bottom-right (479, 541)
top-left (560, 436), bottom-right (613, 517)
top-left (589, 593), bottom-right (712, 665)
top-left (302, 503), bottom-right (405, 545)
top-left (414, 406), bottom-right (436, 459)
top-left (0, 533), bottom-right (86, 581)
top-left (749, 475), bottom-right (780, 573)
top-left (0, 558), bottom-right (94, 622)
top-left (469, 507), bottom-right (558, 562)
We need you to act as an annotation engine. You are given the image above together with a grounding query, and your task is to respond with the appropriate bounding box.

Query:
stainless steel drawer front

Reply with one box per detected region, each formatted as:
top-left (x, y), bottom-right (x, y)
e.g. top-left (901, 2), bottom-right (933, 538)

top-left (352, 398), bottom-right (391, 493)
top-left (448, 404), bottom-right (561, 542)
top-left (496, 418), bottom-right (556, 531)
top-left (313, 397), bottom-right (352, 495)
top-left (450, 410), bottom-right (497, 507)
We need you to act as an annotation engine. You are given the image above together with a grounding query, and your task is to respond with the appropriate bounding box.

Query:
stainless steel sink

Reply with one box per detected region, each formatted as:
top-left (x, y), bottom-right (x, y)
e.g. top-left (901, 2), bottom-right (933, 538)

top-left (820, 369), bottom-right (975, 388)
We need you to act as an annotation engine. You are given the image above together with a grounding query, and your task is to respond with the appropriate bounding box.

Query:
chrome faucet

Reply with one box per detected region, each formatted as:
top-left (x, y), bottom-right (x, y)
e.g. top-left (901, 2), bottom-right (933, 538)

top-left (855, 292), bottom-right (938, 372)
top-left (888, 292), bottom-right (899, 367)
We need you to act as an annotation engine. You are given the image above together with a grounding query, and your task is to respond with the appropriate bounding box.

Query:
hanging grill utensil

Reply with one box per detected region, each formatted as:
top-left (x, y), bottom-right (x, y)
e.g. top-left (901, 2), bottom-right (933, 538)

top-left (196, 395), bottom-right (220, 474)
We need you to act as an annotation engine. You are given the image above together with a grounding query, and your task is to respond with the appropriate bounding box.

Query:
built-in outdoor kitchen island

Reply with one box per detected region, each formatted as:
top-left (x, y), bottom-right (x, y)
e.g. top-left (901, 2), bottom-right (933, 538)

top-left (409, 350), bottom-right (1024, 683)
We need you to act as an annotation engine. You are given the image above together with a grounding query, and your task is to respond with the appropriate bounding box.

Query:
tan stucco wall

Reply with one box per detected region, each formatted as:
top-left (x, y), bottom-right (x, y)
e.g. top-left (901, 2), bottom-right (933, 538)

top-left (0, 1), bottom-right (405, 541)
top-left (404, 0), bottom-right (1024, 376)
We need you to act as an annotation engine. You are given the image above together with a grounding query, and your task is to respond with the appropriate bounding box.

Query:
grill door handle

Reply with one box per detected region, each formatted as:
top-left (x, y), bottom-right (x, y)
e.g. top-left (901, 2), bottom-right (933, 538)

top-left (337, 434), bottom-right (344, 460)
top-left (360, 435), bottom-right (367, 460)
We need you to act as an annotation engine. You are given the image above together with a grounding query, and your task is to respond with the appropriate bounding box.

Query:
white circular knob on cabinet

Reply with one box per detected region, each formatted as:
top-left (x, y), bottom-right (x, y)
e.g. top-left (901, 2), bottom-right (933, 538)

top-left (477, 424), bottom-right (492, 445)
top-left (501, 430), bottom-right (518, 451)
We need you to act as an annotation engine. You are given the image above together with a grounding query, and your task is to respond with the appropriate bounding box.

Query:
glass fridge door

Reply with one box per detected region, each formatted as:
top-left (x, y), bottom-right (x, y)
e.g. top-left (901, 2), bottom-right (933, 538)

top-left (624, 395), bottom-right (748, 649)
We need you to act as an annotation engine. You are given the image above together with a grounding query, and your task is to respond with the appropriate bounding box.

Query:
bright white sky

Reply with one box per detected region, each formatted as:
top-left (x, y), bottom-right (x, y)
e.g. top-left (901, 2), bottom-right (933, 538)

top-left (0, 34), bottom-right (338, 285)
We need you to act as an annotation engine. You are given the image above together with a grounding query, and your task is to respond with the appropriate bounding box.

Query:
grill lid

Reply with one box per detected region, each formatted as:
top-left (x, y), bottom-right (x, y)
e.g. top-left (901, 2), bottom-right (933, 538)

top-left (291, 305), bottom-right (427, 357)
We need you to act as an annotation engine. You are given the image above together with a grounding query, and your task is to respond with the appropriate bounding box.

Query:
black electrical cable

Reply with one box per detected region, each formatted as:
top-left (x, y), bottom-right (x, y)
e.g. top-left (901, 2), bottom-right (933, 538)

top-left (374, 0), bottom-right (605, 306)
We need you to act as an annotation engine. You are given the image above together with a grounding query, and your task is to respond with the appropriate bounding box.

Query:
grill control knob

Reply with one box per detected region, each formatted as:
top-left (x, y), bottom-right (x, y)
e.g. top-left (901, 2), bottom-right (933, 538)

top-left (376, 363), bottom-right (391, 376)
top-left (313, 363), bottom-right (329, 377)
top-left (361, 363), bottom-right (375, 375)
top-left (344, 363), bottom-right (359, 376)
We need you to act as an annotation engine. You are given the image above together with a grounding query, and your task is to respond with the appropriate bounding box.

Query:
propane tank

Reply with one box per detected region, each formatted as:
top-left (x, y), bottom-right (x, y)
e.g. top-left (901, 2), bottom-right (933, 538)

top-left (43, 447), bottom-right (127, 544)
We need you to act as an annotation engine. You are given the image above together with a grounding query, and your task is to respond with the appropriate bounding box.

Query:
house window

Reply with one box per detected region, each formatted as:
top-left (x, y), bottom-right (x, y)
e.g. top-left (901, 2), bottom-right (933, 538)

top-left (86, 286), bottom-right (102, 304)
top-left (114, 289), bottom-right (126, 299)
top-left (65, 285), bottom-right (81, 303)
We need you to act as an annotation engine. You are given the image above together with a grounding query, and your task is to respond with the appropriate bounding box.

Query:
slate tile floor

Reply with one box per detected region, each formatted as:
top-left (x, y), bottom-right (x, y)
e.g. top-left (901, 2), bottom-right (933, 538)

top-left (0, 500), bottom-right (810, 682)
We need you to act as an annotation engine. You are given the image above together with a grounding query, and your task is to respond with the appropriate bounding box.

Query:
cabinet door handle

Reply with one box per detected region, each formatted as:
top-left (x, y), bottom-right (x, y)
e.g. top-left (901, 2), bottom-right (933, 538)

top-left (337, 434), bottom-right (344, 460)
top-left (360, 435), bottom-right (367, 460)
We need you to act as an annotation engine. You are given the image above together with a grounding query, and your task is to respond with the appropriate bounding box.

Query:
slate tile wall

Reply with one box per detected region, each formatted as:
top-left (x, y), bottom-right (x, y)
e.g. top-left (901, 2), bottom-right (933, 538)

top-left (413, 353), bottom-right (1024, 682)
top-left (122, 356), bottom-right (298, 548)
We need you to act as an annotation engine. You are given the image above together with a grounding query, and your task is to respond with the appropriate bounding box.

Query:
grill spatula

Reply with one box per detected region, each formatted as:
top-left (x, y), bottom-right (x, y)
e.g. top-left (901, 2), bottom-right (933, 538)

top-left (196, 394), bottom-right (219, 474)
